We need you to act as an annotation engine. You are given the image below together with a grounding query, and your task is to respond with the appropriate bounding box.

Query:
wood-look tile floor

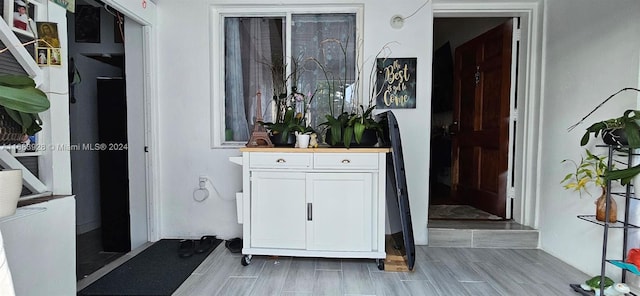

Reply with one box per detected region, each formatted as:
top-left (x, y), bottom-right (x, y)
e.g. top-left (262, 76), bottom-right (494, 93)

top-left (172, 244), bottom-right (591, 296)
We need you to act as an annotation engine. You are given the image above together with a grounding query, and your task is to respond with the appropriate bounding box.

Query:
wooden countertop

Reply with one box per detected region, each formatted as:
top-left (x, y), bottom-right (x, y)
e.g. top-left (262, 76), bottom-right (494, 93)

top-left (239, 146), bottom-right (391, 153)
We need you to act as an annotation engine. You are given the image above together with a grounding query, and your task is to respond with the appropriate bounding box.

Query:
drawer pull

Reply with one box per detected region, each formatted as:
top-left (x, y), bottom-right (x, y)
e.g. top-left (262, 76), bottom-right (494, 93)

top-left (341, 159), bottom-right (351, 164)
top-left (307, 203), bottom-right (312, 221)
top-left (276, 158), bottom-right (286, 163)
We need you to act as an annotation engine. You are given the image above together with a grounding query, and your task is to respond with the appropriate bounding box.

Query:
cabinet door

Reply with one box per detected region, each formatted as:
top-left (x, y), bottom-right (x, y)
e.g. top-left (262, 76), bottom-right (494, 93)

top-left (251, 171), bottom-right (306, 249)
top-left (306, 173), bottom-right (373, 251)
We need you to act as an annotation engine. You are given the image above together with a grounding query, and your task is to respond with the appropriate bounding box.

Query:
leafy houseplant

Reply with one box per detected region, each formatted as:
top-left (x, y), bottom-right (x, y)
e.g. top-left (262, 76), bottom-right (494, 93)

top-left (569, 88), bottom-right (640, 185)
top-left (260, 105), bottom-right (314, 145)
top-left (561, 149), bottom-right (617, 222)
top-left (561, 149), bottom-right (608, 197)
top-left (321, 104), bottom-right (383, 148)
top-left (259, 87), bottom-right (315, 146)
top-left (0, 75), bottom-right (50, 138)
top-left (314, 39), bottom-right (394, 148)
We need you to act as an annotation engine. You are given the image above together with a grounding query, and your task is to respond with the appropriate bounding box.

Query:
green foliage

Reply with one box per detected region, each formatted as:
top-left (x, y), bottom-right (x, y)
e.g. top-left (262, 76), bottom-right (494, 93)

top-left (584, 276), bottom-right (614, 289)
top-left (259, 107), bottom-right (314, 142)
top-left (587, 110), bottom-right (640, 185)
top-left (570, 88), bottom-right (640, 186)
top-left (320, 105), bottom-right (383, 148)
top-left (580, 109), bottom-right (640, 148)
top-left (0, 75), bottom-right (50, 136)
top-left (313, 39), bottom-right (395, 148)
top-left (561, 149), bottom-right (609, 198)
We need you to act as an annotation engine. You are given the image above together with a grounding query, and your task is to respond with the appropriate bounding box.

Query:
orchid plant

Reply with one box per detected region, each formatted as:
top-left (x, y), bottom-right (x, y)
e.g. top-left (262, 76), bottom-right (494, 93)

top-left (561, 149), bottom-right (610, 198)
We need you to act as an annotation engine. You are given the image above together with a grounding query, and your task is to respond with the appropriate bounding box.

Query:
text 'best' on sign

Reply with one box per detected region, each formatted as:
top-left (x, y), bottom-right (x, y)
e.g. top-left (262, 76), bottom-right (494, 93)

top-left (375, 57), bottom-right (417, 109)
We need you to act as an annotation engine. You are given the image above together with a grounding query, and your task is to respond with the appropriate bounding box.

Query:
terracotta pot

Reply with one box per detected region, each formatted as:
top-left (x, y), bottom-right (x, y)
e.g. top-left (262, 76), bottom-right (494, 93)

top-left (595, 187), bottom-right (617, 223)
top-left (0, 170), bottom-right (22, 218)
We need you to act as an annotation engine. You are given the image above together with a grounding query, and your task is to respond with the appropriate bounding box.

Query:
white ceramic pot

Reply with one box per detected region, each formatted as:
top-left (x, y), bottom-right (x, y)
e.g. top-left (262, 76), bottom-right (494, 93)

top-left (0, 170), bottom-right (22, 218)
top-left (296, 134), bottom-right (310, 148)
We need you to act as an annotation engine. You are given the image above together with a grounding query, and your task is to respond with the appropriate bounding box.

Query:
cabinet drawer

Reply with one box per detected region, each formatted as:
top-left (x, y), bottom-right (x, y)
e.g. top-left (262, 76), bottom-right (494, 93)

top-left (314, 153), bottom-right (378, 170)
top-left (250, 153), bottom-right (312, 169)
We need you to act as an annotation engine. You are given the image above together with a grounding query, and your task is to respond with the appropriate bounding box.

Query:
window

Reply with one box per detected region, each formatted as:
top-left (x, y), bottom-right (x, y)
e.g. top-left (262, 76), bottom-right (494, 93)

top-left (212, 7), bottom-right (360, 147)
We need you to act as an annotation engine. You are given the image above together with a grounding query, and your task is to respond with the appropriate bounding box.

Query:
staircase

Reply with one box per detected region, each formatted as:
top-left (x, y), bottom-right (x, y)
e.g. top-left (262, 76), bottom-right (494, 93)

top-left (427, 220), bottom-right (540, 248)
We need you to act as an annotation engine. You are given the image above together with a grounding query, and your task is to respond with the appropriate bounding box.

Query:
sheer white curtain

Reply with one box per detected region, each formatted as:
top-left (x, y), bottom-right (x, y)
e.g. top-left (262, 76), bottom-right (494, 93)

top-left (291, 14), bottom-right (356, 129)
top-left (225, 18), bottom-right (276, 142)
top-left (225, 18), bottom-right (249, 141)
top-left (224, 15), bottom-right (355, 141)
top-left (245, 19), bottom-right (275, 127)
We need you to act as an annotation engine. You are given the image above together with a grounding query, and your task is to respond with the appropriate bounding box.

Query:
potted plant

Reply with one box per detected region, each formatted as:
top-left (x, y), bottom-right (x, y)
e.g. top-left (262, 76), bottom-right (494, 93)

top-left (569, 88), bottom-right (640, 185)
top-left (313, 39), bottom-right (394, 148)
top-left (0, 74), bottom-right (50, 143)
top-left (256, 55), bottom-right (318, 146)
top-left (0, 169), bottom-right (22, 218)
top-left (320, 104), bottom-right (383, 148)
top-left (259, 87), bottom-right (315, 146)
top-left (0, 42), bottom-right (50, 218)
top-left (0, 75), bottom-right (48, 217)
top-left (561, 149), bottom-right (617, 222)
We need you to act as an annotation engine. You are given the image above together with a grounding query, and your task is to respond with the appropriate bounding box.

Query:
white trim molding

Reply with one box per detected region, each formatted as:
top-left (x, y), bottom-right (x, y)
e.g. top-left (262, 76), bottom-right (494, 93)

top-left (106, 0), bottom-right (160, 241)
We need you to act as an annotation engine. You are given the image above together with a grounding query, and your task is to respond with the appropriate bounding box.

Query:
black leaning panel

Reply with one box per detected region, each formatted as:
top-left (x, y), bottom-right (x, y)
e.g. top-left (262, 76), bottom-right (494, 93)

top-left (380, 110), bottom-right (415, 270)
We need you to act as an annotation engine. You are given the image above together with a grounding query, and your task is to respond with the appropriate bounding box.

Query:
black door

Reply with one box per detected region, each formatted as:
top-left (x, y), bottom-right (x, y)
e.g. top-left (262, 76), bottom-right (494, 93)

top-left (97, 77), bottom-right (131, 252)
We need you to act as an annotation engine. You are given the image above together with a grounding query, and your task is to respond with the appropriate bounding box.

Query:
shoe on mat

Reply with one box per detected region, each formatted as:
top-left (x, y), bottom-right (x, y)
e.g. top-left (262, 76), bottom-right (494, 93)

top-left (195, 235), bottom-right (217, 254)
top-left (225, 238), bottom-right (242, 253)
top-left (178, 239), bottom-right (195, 258)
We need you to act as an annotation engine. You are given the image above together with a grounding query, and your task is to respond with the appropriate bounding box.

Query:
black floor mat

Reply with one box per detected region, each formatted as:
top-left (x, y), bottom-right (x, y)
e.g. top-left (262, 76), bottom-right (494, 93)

top-left (78, 238), bottom-right (222, 296)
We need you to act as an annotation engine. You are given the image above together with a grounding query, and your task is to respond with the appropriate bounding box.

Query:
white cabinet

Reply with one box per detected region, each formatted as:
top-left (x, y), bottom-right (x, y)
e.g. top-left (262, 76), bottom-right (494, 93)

top-left (306, 172), bottom-right (372, 252)
top-left (236, 148), bottom-right (389, 268)
top-left (251, 171), bottom-right (306, 249)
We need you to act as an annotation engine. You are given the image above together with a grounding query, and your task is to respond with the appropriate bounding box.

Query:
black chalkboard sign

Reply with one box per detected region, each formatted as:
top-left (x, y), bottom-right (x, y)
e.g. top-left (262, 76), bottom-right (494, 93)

top-left (379, 110), bottom-right (415, 270)
top-left (375, 58), bottom-right (417, 109)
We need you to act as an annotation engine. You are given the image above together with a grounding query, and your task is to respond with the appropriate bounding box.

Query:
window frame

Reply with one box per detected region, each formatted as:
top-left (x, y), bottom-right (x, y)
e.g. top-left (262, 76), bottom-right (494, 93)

top-left (210, 4), bottom-right (364, 148)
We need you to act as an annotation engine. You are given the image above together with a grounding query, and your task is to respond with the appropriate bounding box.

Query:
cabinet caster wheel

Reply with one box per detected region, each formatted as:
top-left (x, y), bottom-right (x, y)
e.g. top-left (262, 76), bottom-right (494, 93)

top-left (376, 259), bottom-right (385, 270)
top-left (241, 255), bottom-right (252, 266)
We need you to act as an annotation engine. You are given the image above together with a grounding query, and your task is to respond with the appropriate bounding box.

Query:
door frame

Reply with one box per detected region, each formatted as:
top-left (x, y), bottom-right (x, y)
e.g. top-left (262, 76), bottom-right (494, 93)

top-left (103, 0), bottom-right (160, 242)
top-left (433, 0), bottom-right (543, 228)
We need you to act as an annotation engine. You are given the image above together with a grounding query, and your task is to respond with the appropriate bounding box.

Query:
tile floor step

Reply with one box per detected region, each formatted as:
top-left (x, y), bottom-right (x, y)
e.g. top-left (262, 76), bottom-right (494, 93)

top-left (427, 220), bottom-right (539, 248)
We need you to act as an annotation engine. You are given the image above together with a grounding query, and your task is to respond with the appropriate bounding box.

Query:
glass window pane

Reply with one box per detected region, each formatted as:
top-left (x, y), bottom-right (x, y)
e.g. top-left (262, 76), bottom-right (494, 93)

top-left (291, 14), bottom-right (356, 132)
top-left (222, 13), bottom-right (356, 144)
top-left (224, 17), bottom-right (284, 142)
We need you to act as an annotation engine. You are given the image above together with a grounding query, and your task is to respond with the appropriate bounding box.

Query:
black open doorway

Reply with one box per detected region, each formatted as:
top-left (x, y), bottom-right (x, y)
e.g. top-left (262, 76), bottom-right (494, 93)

top-left (69, 0), bottom-right (130, 279)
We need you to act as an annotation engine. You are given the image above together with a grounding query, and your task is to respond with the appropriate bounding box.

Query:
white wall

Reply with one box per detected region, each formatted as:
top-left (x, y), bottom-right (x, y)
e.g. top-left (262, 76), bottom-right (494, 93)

top-left (155, 0), bottom-right (432, 243)
top-left (112, 0), bottom-right (640, 280)
top-left (539, 0), bottom-right (640, 279)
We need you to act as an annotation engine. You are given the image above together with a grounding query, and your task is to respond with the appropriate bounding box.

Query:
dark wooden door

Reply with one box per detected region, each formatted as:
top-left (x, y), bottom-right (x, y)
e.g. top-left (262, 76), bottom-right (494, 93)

top-left (97, 78), bottom-right (131, 252)
top-left (450, 20), bottom-right (513, 217)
